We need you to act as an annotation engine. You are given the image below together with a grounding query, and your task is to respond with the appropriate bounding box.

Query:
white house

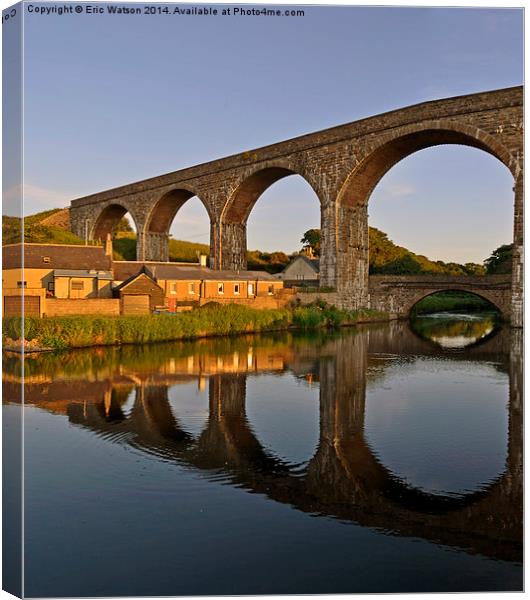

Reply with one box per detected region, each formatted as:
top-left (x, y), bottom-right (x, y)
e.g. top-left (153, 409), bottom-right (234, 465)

top-left (276, 256), bottom-right (320, 282)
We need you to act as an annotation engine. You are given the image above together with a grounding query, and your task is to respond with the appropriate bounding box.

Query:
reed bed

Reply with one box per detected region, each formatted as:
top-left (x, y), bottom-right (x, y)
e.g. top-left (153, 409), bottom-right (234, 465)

top-left (3, 303), bottom-right (388, 350)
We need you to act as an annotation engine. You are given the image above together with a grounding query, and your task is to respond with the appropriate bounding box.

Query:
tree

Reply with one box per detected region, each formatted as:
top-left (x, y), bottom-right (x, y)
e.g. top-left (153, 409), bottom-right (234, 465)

top-left (300, 229), bottom-right (321, 256)
top-left (463, 262), bottom-right (486, 276)
top-left (114, 217), bottom-right (134, 234)
top-left (378, 253), bottom-right (423, 275)
top-left (484, 244), bottom-right (513, 274)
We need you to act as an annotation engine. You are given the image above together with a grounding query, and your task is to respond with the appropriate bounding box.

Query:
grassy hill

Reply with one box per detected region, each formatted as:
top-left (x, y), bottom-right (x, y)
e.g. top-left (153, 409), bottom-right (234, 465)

top-left (112, 233), bottom-right (210, 262)
top-left (3, 209), bottom-right (86, 246)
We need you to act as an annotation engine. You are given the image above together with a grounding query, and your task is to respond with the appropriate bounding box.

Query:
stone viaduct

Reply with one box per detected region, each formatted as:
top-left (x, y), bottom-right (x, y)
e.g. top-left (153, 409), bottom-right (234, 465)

top-left (69, 86), bottom-right (523, 326)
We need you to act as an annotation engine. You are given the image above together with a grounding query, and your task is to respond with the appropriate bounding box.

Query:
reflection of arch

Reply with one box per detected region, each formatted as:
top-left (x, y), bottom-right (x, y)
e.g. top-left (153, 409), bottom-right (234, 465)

top-left (408, 314), bottom-right (501, 352)
top-left (337, 122), bottom-right (516, 207)
top-left (222, 165), bottom-right (322, 224)
top-left (407, 289), bottom-right (503, 317)
top-left (92, 203), bottom-right (138, 241)
top-left (146, 187), bottom-right (212, 234)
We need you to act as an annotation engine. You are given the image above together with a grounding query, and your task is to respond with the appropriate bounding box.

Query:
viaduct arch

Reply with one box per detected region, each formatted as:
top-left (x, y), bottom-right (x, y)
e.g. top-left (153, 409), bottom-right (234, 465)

top-left (69, 87), bottom-right (523, 326)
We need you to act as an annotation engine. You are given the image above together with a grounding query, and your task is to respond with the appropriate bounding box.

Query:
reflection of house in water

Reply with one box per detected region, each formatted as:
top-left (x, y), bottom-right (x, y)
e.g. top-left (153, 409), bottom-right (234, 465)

top-left (3, 325), bottom-right (522, 564)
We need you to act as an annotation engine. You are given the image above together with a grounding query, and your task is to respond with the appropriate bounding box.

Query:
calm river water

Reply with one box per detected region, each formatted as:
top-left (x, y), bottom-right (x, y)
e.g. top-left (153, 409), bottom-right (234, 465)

top-left (3, 314), bottom-right (523, 596)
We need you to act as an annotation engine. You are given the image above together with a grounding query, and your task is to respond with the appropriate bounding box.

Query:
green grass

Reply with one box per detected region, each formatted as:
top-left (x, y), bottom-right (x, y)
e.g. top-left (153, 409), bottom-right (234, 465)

top-left (3, 303), bottom-right (389, 350)
top-left (410, 291), bottom-right (494, 316)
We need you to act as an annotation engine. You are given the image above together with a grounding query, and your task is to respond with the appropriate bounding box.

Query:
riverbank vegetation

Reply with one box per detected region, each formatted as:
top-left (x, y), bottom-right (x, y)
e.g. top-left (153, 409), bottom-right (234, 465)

top-left (3, 303), bottom-right (388, 351)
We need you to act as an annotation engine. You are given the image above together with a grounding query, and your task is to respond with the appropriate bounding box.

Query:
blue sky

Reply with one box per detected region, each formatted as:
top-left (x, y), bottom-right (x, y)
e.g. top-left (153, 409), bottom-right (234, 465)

top-left (15, 5), bottom-right (523, 262)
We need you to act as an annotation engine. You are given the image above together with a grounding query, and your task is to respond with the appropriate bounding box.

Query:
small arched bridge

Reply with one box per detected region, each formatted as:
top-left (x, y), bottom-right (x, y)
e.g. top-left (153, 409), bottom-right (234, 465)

top-left (369, 274), bottom-right (512, 319)
top-left (69, 86), bottom-right (523, 326)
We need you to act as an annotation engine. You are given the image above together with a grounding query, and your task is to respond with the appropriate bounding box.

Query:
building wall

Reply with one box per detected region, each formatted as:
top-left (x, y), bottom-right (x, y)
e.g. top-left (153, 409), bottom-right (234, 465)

top-left (54, 276), bottom-right (98, 299)
top-left (160, 279), bottom-right (202, 302)
top-left (2, 268), bottom-right (53, 291)
top-left (202, 280), bottom-right (255, 300)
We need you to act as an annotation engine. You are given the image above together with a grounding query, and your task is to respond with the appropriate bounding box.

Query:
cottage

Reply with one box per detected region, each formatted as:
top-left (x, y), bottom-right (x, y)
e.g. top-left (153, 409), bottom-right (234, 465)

top-left (113, 267), bottom-right (166, 315)
top-left (276, 256), bottom-right (320, 284)
top-left (2, 243), bottom-right (114, 317)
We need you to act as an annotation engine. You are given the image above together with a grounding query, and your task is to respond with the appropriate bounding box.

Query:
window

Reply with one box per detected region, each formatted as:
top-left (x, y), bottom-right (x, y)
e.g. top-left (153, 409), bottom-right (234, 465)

top-left (268, 285), bottom-right (274, 295)
top-left (17, 281), bottom-right (27, 288)
top-left (47, 282), bottom-right (55, 292)
top-left (218, 283), bottom-right (224, 294)
top-left (188, 283), bottom-right (195, 294)
top-left (42, 256), bottom-right (51, 264)
top-left (234, 284), bottom-right (240, 295)
top-left (171, 283), bottom-right (177, 294)
top-left (71, 281), bottom-right (84, 291)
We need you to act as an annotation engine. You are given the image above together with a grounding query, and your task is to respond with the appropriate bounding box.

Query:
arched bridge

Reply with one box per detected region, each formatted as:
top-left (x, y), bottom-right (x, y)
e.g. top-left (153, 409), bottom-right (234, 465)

top-left (369, 274), bottom-right (512, 319)
top-left (69, 86), bottom-right (523, 325)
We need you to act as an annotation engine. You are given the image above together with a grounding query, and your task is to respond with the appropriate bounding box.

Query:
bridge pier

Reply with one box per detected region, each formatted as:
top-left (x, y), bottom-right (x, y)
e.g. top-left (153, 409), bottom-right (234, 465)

top-left (511, 175), bottom-right (523, 328)
top-left (321, 202), bottom-right (369, 308)
top-left (137, 231), bottom-right (170, 262)
top-left (213, 222), bottom-right (247, 271)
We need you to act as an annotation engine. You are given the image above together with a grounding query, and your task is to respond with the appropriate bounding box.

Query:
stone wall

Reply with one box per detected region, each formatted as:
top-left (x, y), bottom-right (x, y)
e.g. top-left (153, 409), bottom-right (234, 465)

top-left (44, 298), bottom-right (120, 317)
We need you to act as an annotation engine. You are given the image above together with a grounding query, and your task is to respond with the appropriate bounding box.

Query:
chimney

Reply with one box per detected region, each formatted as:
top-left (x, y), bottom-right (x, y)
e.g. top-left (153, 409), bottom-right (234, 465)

top-left (199, 254), bottom-right (207, 267)
top-left (105, 233), bottom-right (113, 257)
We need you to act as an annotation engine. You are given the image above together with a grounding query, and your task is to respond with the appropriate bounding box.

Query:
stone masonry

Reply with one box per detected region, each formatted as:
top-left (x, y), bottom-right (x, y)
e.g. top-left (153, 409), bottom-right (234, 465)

top-left (368, 274), bottom-right (512, 320)
top-left (69, 86), bottom-right (523, 326)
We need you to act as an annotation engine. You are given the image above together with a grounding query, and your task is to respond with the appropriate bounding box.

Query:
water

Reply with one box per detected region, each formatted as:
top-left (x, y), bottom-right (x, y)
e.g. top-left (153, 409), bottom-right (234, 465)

top-left (3, 313), bottom-right (523, 596)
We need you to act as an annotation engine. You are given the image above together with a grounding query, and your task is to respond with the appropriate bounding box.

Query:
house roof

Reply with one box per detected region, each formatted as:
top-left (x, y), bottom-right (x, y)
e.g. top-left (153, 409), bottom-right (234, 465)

top-left (281, 255), bottom-right (320, 273)
top-left (54, 269), bottom-right (113, 280)
top-left (2, 243), bottom-right (111, 271)
top-left (113, 268), bottom-right (164, 292)
top-left (112, 261), bottom-right (279, 282)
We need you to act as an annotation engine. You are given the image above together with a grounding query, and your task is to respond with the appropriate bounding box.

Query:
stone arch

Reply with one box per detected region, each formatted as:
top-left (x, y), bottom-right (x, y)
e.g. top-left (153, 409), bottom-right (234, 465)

top-left (145, 187), bottom-right (213, 234)
top-left (91, 202), bottom-right (140, 241)
top-left (337, 121), bottom-right (517, 207)
top-left (330, 121), bottom-right (519, 317)
top-left (140, 187), bottom-right (213, 262)
top-left (222, 163), bottom-right (323, 224)
top-left (216, 163), bottom-right (324, 270)
top-left (404, 288), bottom-right (506, 319)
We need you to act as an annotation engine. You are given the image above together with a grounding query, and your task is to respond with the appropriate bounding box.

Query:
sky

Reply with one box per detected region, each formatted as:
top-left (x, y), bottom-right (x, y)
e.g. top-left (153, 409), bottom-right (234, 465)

top-left (11, 4), bottom-right (524, 263)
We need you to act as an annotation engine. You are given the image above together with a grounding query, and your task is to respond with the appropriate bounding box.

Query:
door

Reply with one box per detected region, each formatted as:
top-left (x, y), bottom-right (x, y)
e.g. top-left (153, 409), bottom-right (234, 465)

top-left (122, 294), bottom-right (150, 315)
top-left (3, 295), bottom-right (40, 317)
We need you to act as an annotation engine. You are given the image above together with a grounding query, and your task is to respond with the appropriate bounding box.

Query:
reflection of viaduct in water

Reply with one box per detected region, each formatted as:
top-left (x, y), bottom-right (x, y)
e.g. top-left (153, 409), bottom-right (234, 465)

top-left (10, 326), bottom-right (522, 563)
